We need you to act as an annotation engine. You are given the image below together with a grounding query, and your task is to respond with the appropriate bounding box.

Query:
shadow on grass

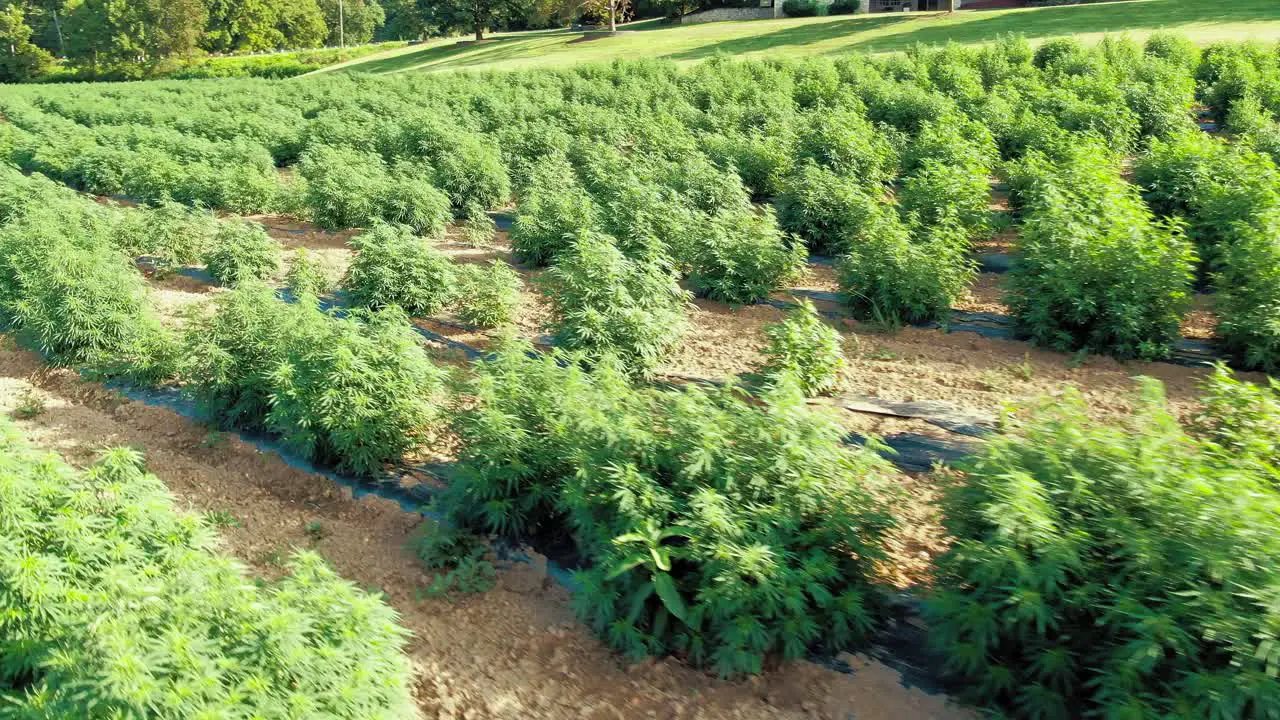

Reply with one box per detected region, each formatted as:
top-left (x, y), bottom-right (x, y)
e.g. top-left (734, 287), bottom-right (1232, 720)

top-left (340, 31), bottom-right (576, 74)
top-left (663, 0), bottom-right (1280, 62)
top-left (665, 15), bottom-right (916, 61)
top-left (345, 0), bottom-right (1280, 74)
top-left (847, 0), bottom-right (1280, 52)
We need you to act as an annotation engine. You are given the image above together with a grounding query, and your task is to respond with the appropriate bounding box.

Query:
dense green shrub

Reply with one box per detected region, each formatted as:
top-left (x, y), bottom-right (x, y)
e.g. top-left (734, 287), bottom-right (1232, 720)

top-left (113, 200), bottom-right (219, 270)
top-left (1197, 41), bottom-right (1280, 122)
top-left (700, 129), bottom-right (796, 199)
top-left (828, 0), bottom-right (861, 14)
top-left (183, 283), bottom-right (446, 475)
top-left (393, 118), bottom-right (511, 211)
top-left (1005, 145), bottom-right (1195, 359)
top-left (1197, 366), bottom-right (1280, 469)
top-left (541, 232), bottom-right (688, 377)
top-left (594, 173), bottom-right (691, 263)
top-left (0, 202), bottom-right (170, 371)
top-left (760, 299), bottom-right (845, 396)
top-left (781, 0), bottom-right (818, 17)
top-left (837, 208), bottom-right (975, 325)
top-left (973, 34), bottom-right (1034, 90)
top-left (1135, 133), bottom-right (1278, 265)
top-left (344, 223), bottom-right (457, 316)
top-left (285, 247), bottom-right (340, 297)
top-left (776, 163), bottom-right (880, 256)
top-left (1226, 91), bottom-right (1280, 165)
top-left (462, 202), bottom-right (498, 246)
top-left (1126, 56), bottom-right (1198, 140)
top-left (202, 220), bottom-right (281, 286)
top-left (444, 344), bottom-right (607, 539)
top-left (1032, 37), bottom-right (1092, 74)
top-left (861, 78), bottom-right (956, 134)
top-left (901, 117), bottom-right (998, 175)
top-left (683, 205), bottom-right (806, 305)
top-left (795, 106), bottom-right (898, 186)
top-left (297, 145), bottom-right (451, 233)
top-left (455, 260), bottom-right (522, 328)
top-left (928, 372), bottom-right (1280, 719)
top-left (0, 419), bottom-right (415, 718)
top-left (382, 161), bottom-right (454, 236)
top-left (1133, 130), bottom-right (1227, 218)
top-left (1134, 128), bottom-right (1280, 370)
top-left (1214, 208), bottom-right (1280, 373)
top-left (510, 157), bottom-right (600, 266)
top-left (298, 145), bottom-right (388, 229)
top-left (447, 344), bottom-right (899, 675)
top-left (1144, 31), bottom-right (1202, 73)
top-left (898, 160), bottom-right (993, 238)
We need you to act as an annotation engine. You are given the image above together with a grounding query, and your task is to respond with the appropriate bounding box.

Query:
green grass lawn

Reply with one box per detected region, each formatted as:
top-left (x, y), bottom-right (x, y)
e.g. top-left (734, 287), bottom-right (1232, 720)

top-left (323, 0), bottom-right (1280, 76)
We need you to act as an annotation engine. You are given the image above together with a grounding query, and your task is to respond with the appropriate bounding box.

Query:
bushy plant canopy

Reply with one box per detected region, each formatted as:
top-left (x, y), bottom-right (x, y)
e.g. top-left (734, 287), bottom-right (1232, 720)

top-left (776, 163), bottom-right (880, 256)
top-left (203, 219), bottom-right (281, 286)
top-left (0, 418), bottom-right (414, 717)
top-left (285, 247), bottom-right (341, 297)
top-left (541, 231), bottom-right (689, 377)
top-left (683, 203), bottom-right (806, 305)
top-left (298, 144), bottom-right (452, 233)
top-left (183, 283), bottom-right (446, 475)
top-left (760, 299), bottom-right (845, 396)
top-left (510, 155), bottom-right (600, 266)
top-left (929, 371), bottom-right (1280, 719)
top-left (1005, 142), bottom-right (1195, 359)
top-left (837, 204), bottom-right (976, 326)
top-left (0, 197), bottom-right (172, 375)
top-left (447, 343), bottom-right (899, 675)
top-left (455, 260), bottom-right (522, 328)
top-left (344, 222), bottom-right (457, 316)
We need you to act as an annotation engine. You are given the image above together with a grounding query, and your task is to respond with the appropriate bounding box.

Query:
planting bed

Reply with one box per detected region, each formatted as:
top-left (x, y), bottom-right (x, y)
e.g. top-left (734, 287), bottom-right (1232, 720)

top-left (0, 336), bottom-right (968, 720)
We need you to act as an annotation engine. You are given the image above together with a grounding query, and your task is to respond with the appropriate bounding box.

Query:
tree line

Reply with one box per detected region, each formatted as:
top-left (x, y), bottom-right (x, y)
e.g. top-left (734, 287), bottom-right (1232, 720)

top-left (0, 0), bottom-right (713, 81)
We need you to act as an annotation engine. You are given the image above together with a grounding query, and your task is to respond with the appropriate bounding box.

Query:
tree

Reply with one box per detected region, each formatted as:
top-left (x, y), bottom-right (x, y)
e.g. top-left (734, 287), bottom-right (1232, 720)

top-left (204, 0), bottom-right (277, 51)
top-left (10, 0), bottom-right (69, 56)
top-left (534, 0), bottom-right (629, 31)
top-left (142, 0), bottom-right (206, 58)
top-left (276, 0), bottom-right (326, 48)
top-left (63, 0), bottom-right (145, 72)
top-left (203, 0), bottom-right (325, 52)
top-left (63, 0), bottom-right (204, 73)
top-left (582, 0), bottom-right (628, 31)
top-left (419, 0), bottom-right (524, 41)
top-left (318, 0), bottom-right (384, 46)
top-left (377, 0), bottom-right (427, 40)
top-left (0, 4), bottom-right (53, 80)
top-left (644, 0), bottom-right (699, 19)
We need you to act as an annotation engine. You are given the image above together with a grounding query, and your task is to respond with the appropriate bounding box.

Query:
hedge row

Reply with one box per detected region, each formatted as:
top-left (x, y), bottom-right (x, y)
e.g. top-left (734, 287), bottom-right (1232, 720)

top-left (0, 168), bottom-right (450, 477)
top-left (1136, 131), bottom-right (1280, 371)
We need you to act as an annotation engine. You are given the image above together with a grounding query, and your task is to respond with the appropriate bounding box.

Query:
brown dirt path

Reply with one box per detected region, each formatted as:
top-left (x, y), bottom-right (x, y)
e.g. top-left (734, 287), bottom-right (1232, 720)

top-left (0, 336), bottom-right (972, 720)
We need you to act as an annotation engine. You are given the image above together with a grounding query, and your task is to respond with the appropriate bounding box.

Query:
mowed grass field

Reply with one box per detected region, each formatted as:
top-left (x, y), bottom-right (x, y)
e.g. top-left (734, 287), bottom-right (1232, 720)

top-left (321, 0), bottom-right (1280, 75)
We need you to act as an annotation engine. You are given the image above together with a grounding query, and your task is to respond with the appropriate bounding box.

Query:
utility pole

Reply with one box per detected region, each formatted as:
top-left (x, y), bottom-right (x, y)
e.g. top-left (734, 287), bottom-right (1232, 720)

top-left (339, 0), bottom-right (345, 48)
